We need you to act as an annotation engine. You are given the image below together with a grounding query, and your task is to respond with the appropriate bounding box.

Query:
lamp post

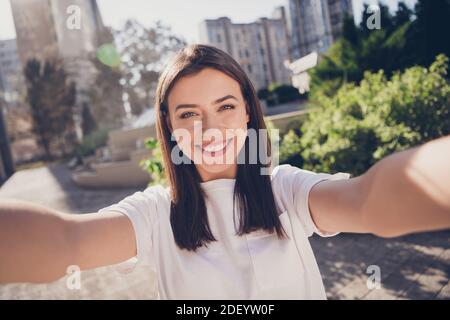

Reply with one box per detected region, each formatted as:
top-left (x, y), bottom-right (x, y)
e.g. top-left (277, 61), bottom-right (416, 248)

top-left (0, 101), bottom-right (15, 182)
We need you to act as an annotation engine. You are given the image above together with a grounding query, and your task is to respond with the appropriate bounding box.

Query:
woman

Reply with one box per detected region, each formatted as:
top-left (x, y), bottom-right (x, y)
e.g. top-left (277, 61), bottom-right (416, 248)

top-left (0, 44), bottom-right (449, 299)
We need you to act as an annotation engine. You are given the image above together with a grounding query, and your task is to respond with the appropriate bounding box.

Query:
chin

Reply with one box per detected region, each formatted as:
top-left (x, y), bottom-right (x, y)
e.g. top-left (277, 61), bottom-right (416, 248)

top-left (196, 162), bottom-right (236, 175)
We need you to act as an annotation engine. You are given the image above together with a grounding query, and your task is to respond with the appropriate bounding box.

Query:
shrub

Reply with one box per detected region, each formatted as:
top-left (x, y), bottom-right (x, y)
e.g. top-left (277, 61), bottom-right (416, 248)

top-left (74, 127), bottom-right (109, 158)
top-left (140, 137), bottom-right (167, 186)
top-left (283, 55), bottom-right (450, 176)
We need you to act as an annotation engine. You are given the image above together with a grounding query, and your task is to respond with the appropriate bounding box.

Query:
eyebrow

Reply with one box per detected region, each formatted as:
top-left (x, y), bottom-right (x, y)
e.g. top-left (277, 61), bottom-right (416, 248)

top-left (175, 95), bottom-right (238, 112)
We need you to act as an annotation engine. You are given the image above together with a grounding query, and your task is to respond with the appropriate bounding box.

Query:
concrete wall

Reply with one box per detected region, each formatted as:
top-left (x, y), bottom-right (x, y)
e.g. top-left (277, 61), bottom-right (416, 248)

top-left (265, 109), bottom-right (310, 134)
top-left (72, 124), bottom-right (156, 188)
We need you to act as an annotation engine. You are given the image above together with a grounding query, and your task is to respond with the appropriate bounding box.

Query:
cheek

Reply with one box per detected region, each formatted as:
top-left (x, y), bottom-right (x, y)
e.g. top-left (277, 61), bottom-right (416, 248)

top-left (226, 108), bottom-right (248, 126)
top-left (172, 128), bottom-right (195, 159)
top-left (232, 110), bottom-right (249, 152)
top-left (169, 120), bottom-right (193, 158)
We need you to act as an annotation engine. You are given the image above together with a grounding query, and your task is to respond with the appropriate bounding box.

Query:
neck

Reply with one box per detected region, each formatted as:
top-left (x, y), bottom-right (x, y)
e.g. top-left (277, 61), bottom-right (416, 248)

top-left (196, 164), bottom-right (238, 182)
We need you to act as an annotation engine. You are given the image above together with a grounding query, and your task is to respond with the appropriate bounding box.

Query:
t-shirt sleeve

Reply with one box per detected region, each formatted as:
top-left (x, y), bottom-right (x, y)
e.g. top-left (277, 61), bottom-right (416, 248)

top-left (97, 186), bottom-right (160, 274)
top-left (272, 164), bottom-right (351, 238)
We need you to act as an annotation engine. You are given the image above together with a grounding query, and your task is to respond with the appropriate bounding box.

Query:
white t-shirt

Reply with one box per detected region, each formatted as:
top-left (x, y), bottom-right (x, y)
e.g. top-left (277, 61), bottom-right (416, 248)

top-left (98, 164), bottom-right (350, 299)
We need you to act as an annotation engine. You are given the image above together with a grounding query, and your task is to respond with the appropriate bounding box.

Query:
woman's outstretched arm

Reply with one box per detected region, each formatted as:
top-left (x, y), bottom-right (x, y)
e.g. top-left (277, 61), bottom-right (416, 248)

top-left (0, 201), bottom-right (136, 284)
top-left (309, 135), bottom-right (450, 237)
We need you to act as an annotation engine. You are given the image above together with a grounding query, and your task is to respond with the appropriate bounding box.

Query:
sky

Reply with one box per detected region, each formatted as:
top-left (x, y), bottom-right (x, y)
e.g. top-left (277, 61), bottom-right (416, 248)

top-left (0, 0), bottom-right (418, 42)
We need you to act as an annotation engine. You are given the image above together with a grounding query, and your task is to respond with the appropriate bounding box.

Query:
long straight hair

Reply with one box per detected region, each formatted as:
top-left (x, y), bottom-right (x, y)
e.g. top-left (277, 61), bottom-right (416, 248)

top-left (155, 44), bottom-right (286, 251)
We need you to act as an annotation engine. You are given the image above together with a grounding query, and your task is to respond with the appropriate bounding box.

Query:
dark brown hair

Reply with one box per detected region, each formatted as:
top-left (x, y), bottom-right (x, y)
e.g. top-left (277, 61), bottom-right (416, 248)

top-left (155, 44), bottom-right (286, 251)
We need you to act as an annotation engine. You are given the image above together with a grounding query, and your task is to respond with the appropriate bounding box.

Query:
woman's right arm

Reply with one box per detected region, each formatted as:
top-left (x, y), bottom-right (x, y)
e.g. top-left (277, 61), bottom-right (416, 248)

top-left (0, 199), bottom-right (136, 284)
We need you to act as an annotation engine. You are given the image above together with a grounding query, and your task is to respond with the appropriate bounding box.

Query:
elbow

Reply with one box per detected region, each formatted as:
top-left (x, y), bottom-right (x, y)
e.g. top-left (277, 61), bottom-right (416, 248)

top-left (369, 226), bottom-right (404, 239)
top-left (361, 206), bottom-right (408, 239)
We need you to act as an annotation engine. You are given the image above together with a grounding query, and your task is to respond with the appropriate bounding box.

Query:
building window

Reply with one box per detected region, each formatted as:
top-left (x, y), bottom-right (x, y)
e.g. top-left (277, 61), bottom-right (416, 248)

top-left (245, 49), bottom-right (250, 58)
top-left (260, 48), bottom-right (264, 56)
top-left (217, 34), bottom-right (222, 42)
top-left (248, 64), bottom-right (252, 73)
top-left (235, 33), bottom-right (240, 41)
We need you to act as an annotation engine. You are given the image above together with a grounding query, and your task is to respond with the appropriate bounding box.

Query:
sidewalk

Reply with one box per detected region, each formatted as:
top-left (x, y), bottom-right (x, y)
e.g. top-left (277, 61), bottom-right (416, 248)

top-left (0, 163), bottom-right (448, 299)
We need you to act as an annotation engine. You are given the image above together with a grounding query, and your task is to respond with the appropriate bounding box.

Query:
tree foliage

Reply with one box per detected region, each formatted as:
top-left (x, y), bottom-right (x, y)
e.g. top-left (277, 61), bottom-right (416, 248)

top-left (114, 20), bottom-right (186, 115)
top-left (282, 55), bottom-right (450, 176)
top-left (24, 59), bottom-right (77, 160)
top-left (311, 0), bottom-right (450, 97)
top-left (258, 83), bottom-right (307, 106)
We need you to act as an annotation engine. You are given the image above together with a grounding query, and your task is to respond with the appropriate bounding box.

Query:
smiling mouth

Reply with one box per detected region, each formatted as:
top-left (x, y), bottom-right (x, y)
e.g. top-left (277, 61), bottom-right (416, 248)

top-left (195, 137), bottom-right (234, 158)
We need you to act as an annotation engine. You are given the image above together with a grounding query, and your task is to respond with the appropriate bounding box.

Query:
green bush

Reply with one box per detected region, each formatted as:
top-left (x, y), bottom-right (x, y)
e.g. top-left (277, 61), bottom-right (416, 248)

top-left (270, 84), bottom-right (304, 104)
top-left (140, 137), bottom-right (167, 186)
top-left (257, 88), bottom-right (270, 100)
top-left (279, 130), bottom-right (304, 167)
top-left (259, 83), bottom-right (306, 106)
top-left (283, 54), bottom-right (450, 176)
top-left (74, 127), bottom-right (109, 158)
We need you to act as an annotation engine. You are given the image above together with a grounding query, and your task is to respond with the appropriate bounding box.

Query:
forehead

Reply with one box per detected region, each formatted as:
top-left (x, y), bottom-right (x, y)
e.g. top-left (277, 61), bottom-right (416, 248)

top-left (167, 68), bottom-right (243, 108)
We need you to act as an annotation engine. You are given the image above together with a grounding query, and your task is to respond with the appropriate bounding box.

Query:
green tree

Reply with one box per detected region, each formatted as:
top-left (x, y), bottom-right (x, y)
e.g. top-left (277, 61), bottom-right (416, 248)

top-left (342, 13), bottom-right (359, 47)
top-left (114, 20), bottom-right (187, 115)
top-left (410, 0), bottom-right (450, 66)
top-left (311, 0), bottom-right (450, 96)
top-left (259, 83), bottom-right (306, 106)
top-left (89, 53), bottom-right (125, 130)
top-left (283, 55), bottom-right (450, 176)
top-left (393, 1), bottom-right (413, 28)
top-left (310, 39), bottom-right (361, 97)
top-left (81, 102), bottom-right (97, 136)
top-left (24, 59), bottom-right (77, 160)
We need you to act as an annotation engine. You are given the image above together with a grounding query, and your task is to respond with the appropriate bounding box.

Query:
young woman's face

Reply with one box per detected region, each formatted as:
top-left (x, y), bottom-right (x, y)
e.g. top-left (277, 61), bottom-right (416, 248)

top-left (167, 68), bottom-right (249, 180)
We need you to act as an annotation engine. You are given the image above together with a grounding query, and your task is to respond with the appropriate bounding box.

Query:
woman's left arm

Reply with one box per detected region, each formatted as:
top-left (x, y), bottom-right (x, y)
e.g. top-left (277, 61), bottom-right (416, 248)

top-left (309, 135), bottom-right (450, 237)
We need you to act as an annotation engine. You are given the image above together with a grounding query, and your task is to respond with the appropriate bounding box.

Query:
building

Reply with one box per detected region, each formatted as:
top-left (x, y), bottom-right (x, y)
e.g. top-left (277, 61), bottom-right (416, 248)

top-left (199, 7), bottom-right (291, 91)
top-left (286, 0), bottom-right (353, 60)
top-left (0, 39), bottom-right (23, 108)
top-left (327, 0), bottom-right (353, 41)
top-left (10, 0), bottom-right (108, 140)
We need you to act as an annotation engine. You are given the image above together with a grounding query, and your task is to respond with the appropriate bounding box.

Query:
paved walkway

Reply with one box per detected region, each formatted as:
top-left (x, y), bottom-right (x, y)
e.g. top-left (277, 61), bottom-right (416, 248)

top-left (0, 163), bottom-right (448, 299)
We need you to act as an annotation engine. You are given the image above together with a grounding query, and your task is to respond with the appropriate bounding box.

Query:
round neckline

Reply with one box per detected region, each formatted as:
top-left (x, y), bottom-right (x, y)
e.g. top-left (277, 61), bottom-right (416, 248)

top-left (200, 178), bottom-right (236, 190)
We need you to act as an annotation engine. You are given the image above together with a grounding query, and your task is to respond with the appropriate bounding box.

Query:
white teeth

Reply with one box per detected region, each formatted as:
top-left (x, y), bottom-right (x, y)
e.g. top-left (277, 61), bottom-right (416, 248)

top-left (198, 138), bottom-right (232, 153)
top-left (203, 141), bottom-right (226, 152)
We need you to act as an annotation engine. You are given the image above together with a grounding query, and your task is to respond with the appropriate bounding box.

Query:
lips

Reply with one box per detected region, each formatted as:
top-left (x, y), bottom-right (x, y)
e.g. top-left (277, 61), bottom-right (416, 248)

top-left (195, 137), bottom-right (234, 157)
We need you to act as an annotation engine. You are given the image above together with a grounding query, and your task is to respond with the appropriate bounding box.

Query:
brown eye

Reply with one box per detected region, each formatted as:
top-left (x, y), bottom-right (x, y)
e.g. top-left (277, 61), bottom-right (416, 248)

top-left (219, 104), bottom-right (235, 111)
top-left (180, 111), bottom-right (197, 119)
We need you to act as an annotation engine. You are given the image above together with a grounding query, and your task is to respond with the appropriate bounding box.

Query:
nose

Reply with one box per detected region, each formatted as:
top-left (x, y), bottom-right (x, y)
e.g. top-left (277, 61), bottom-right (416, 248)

top-left (194, 113), bottom-right (226, 144)
top-left (199, 111), bottom-right (225, 134)
top-left (201, 111), bottom-right (219, 131)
